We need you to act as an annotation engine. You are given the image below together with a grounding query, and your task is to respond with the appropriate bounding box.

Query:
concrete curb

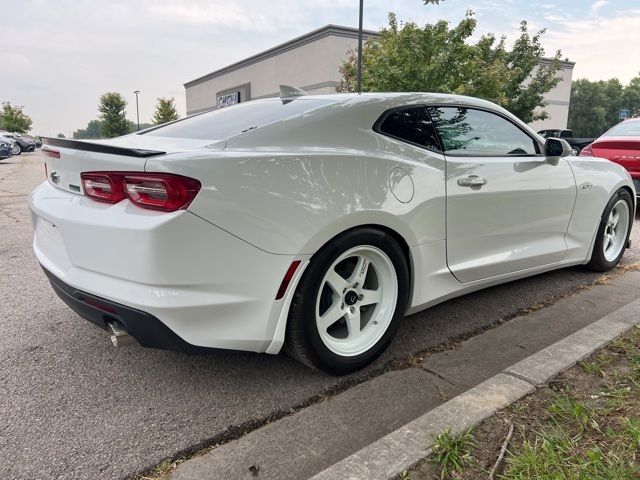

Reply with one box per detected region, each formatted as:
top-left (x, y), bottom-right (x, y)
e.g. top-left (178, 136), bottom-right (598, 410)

top-left (311, 297), bottom-right (640, 480)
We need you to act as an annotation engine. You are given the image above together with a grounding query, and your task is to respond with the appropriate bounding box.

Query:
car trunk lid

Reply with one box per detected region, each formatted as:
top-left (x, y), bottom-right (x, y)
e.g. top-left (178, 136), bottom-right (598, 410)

top-left (40, 136), bottom-right (222, 195)
top-left (592, 137), bottom-right (640, 178)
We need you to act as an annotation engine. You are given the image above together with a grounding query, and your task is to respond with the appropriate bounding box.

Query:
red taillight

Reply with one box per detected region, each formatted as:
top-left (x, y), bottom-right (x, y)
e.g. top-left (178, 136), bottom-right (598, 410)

top-left (42, 147), bottom-right (60, 158)
top-left (124, 174), bottom-right (201, 211)
top-left (80, 172), bottom-right (201, 212)
top-left (579, 144), bottom-right (594, 156)
top-left (275, 260), bottom-right (301, 300)
top-left (81, 173), bottom-right (126, 203)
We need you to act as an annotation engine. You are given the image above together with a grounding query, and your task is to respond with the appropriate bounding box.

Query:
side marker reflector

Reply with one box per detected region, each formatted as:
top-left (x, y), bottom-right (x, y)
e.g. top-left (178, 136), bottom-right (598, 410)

top-left (276, 261), bottom-right (301, 300)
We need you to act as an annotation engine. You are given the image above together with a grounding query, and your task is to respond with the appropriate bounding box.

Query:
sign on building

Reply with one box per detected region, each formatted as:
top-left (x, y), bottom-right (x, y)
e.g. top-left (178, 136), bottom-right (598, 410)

top-left (217, 92), bottom-right (241, 109)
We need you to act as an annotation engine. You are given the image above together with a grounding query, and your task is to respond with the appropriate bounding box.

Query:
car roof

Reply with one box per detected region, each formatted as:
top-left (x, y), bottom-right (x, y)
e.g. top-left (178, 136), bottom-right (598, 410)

top-left (294, 91), bottom-right (498, 107)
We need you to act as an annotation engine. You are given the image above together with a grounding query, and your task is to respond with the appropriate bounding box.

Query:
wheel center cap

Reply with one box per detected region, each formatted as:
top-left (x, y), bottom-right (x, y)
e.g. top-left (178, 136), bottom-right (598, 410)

top-left (344, 290), bottom-right (358, 306)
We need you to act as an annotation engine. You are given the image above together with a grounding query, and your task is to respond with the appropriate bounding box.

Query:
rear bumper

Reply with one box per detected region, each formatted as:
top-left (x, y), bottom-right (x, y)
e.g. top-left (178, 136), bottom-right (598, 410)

top-left (42, 266), bottom-right (211, 353)
top-left (29, 181), bottom-right (304, 353)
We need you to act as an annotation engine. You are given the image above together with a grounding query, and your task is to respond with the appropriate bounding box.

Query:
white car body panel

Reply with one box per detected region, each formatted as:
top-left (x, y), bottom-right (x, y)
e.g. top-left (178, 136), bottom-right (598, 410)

top-left (29, 92), bottom-right (636, 354)
top-left (445, 155), bottom-right (576, 283)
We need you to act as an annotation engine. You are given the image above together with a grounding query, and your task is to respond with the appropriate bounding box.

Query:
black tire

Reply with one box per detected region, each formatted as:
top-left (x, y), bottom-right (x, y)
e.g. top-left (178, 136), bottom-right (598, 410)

top-left (586, 189), bottom-right (633, 272)
top-left (284, 228), bottom-right (409, 375)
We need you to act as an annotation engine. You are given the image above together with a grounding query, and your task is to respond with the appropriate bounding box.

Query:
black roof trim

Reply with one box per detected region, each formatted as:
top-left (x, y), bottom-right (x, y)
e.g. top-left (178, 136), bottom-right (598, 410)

top-left (41, 137), bottom-right (165, 158)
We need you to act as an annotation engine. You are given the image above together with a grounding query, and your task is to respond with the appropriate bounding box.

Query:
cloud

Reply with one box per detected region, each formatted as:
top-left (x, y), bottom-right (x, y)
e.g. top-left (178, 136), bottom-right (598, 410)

top-left (542, 11), bottom-right (640, 83)
top-left (149, 2), bottom-right (271, 31)
top-left (0, 53), bottom-right (33, 71)
top-left (2, 0), bottom-right (639, 136)
top-left (591, 0), bottom-right (608, 12)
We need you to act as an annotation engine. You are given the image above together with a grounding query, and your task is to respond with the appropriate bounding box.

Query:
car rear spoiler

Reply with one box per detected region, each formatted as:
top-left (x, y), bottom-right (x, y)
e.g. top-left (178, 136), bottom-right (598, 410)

top-left (40, 137), bottom-right (166, 158)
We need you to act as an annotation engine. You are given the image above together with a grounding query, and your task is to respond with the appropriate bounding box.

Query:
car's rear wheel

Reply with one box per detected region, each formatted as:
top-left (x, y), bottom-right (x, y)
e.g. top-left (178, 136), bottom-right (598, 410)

top-left (284, 228), bottom-right (409, 374)
top-left (11, 144), bottom-right (20, 155)
top-left (587, 189), bottom-right (633, 272)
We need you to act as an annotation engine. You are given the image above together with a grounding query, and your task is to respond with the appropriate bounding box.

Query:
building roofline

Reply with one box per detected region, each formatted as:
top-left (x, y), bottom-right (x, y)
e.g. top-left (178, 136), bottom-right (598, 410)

top-left (184, 24), bottom-right (574, 88)
top-left (184, 24), bottom-right (379, 88)
top-left (539, 57), bottom-right (576, 68)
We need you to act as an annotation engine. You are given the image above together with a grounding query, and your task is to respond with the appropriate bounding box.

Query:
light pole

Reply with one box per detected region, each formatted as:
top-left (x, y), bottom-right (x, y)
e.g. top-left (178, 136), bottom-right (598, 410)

top-left (133, 90), bottom-right (140, 131)
top-left (356, 0), bottom-right (363, 94)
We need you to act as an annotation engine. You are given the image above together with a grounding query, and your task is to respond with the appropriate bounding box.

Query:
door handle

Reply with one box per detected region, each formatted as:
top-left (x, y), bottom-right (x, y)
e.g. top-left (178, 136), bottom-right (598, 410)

top-left (457, 175), bottom-right (487, 187)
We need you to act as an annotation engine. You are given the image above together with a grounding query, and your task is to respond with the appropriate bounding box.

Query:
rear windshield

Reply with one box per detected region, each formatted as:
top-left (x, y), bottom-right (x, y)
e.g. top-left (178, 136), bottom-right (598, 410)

top-left (141, 98), bottom-right (334, 140)
top-left (605, 121), bottom-right (640, 137)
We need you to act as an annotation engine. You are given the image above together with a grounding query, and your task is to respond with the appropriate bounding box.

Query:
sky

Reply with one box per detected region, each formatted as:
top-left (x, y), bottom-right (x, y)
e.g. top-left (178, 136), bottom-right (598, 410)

top-left (1, 0), bottom-right (639, 137)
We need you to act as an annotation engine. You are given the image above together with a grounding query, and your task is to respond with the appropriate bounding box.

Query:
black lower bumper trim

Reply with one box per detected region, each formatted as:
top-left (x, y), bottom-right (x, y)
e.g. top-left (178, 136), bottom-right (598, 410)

top-left (41, 266), bottom-right (213, 353)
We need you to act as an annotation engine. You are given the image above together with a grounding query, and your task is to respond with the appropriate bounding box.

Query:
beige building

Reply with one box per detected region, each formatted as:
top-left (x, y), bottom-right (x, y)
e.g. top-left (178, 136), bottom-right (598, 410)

top-left (184, 24), bottom-right (574, 130)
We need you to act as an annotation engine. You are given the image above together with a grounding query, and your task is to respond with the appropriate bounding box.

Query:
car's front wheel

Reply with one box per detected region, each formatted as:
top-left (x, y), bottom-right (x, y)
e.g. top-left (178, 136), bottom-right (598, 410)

top-left (11, 144), bottom-right (20, 155)
top-left (285, 228), bottom-right (409, 374)
top-left (587, 189), bottom-right (633, 272)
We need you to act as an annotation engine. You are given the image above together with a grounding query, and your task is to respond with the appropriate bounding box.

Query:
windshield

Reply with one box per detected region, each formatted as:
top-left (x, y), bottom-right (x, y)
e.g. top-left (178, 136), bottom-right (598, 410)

top-left (605, 120), bottom-right (640, 137)
top-left (141, 98), bottom-right (334, 140)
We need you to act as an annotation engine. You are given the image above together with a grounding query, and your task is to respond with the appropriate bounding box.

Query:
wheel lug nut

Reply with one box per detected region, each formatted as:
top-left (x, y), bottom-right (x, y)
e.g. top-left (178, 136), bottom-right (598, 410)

top-left (341, 303), bottom-right (345, 309)
top-left (358, 294), bottom-right (363, 301)
top-left (353, 282), bottom-right (359, 288)
top-left (350, 306), bottom-right (355, 313)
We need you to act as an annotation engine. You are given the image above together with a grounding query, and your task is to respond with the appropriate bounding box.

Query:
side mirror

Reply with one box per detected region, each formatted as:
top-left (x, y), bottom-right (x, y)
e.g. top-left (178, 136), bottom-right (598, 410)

top-left (545, 138), bottom-right (572, 158)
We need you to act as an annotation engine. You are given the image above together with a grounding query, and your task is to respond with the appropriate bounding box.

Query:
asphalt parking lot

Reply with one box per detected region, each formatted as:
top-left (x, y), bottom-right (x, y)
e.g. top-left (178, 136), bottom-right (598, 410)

top-left (1, 152), bottom-right (639, 479)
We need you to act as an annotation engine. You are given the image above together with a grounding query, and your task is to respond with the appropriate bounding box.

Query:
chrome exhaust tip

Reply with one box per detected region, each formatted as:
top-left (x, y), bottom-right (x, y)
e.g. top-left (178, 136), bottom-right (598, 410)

top-left (108, 320), bottom-right (136, 347)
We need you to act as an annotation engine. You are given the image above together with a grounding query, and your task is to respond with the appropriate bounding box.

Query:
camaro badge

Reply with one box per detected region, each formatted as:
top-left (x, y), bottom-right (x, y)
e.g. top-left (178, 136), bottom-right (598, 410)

top-left (49, 170), bottom-right (60, 184)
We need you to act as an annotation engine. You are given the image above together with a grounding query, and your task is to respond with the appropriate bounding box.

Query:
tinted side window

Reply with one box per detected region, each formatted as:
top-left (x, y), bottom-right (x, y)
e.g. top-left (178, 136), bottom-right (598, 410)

top-left (427, 107), bottom-right (538, 156)
top-left (378, 107), bottom-right (441, 151)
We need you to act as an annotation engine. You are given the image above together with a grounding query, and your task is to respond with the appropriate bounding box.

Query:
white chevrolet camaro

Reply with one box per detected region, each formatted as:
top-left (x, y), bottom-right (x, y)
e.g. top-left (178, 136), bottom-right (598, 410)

top-left (30, 90), bottom-right (635, 374)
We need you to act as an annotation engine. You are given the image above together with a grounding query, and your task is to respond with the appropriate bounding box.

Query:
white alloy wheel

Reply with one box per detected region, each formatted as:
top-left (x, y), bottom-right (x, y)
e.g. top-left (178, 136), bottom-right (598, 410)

top-left (315, 245), bottom-right (398, 357)
top-left (603, 199), bottom-right (630, 262)
top-left (11, 143), bottom-right (20, 155)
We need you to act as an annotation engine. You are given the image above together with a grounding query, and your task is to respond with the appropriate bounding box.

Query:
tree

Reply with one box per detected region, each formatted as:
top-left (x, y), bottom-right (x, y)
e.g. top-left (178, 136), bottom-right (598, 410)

top-left (622, 76), bottom-right (640, 118)
top-left (338, 12), bottom-right (561, 123)
top-left (152, 97), bottom-right (180, 125)
top-left (98, 92), bottom-right (128, 138)
top-left (0, 102), bottom-right (33, 134)
top-left (73, 119), bottom-right (103, 139)
top-left (127, 121), bottom-right (153, 133)
top-left (568, 78), bottom-right (626, 137)
top-left (57, 133), bottom-right (66, 138)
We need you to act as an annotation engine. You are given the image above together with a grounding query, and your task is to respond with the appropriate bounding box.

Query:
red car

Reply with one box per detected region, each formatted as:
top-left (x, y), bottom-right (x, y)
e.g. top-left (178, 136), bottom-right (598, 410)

top-left (580, 118), bottom-right (640, 196)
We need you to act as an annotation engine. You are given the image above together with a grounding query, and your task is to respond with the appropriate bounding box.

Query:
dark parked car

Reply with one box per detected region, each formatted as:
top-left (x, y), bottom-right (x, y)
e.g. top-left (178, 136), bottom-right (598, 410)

top-left (0, 134), bottom-right (21, 155)
top-left (538, 129), bottom-right (596, 155)
top-left (14, 134), bottom-right (37, 152)
top-left (0, 139), bottom-right (13, 160)
top-left (0, 132), bottom-right (36, 153)
top-left (20, 134), bottom-right (42, 148)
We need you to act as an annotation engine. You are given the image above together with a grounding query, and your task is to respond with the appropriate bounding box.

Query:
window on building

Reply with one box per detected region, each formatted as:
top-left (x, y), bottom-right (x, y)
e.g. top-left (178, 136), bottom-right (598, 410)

top-left (427, 107), bottom-right (538, 156)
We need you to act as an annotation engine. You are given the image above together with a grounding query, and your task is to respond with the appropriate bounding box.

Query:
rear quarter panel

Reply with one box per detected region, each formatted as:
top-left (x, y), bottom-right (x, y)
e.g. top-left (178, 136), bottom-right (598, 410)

top-left (145, 99), bottom-right (447, 255)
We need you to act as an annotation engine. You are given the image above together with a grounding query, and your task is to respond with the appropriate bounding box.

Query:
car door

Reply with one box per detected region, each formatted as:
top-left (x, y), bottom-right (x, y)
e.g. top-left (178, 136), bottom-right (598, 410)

top-left (427, 106), bottom-right (576, 283)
